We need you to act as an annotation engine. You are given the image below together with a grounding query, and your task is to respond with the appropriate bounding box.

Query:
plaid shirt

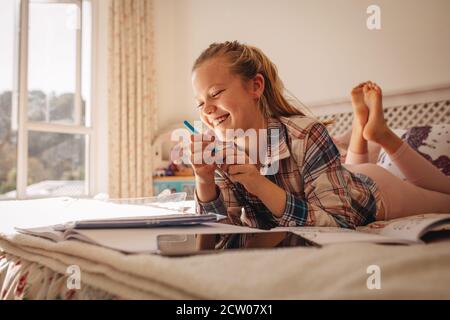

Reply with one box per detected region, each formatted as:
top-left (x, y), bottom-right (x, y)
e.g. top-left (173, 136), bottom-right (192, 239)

top-left (195, 116), bottom-right (382, 237)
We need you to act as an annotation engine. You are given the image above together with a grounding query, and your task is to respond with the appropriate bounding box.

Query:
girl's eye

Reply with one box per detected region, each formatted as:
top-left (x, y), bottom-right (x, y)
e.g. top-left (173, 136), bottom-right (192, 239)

top-left (196, 89), bottom-right (225, 109)
top-left (212, 89), bottom-right (224, 97)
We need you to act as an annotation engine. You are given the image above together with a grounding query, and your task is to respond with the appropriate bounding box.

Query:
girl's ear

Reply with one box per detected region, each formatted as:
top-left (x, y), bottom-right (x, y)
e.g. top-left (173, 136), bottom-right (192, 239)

top-left (252, 73), bottom-right (265, 99)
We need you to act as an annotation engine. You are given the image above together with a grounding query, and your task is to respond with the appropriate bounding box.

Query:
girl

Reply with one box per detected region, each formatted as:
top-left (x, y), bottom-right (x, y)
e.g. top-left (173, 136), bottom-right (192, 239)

top-left (188, 41), bottom-right (450, 246)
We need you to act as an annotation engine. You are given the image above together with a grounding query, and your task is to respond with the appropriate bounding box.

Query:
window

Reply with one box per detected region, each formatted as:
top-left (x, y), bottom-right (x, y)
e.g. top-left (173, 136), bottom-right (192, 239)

top-left (0, 0), bottom-right (93, 199)
top-left (0, 0), bottom-right (18, 199)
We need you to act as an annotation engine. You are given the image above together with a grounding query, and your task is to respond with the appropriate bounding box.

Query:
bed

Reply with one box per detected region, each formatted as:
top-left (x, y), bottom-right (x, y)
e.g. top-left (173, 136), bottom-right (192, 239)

top-left (1, 87), bottom-right (449, 300)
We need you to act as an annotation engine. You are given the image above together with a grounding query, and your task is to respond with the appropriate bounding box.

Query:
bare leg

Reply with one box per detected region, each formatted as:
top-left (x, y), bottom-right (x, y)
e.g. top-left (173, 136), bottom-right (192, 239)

top-left (346, 83), bottom-right (369, 164)
top-left (348, 163), bottom-right (450, 220)
top-left (362, 81), bottom-right (403, 154)
top-left (362, 81), bottom-right (450, 194)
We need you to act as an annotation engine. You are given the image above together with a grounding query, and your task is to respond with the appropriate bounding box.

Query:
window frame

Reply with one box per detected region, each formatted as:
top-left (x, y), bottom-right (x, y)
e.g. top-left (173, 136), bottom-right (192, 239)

top-left (13, 0), bottom-right (96, 199)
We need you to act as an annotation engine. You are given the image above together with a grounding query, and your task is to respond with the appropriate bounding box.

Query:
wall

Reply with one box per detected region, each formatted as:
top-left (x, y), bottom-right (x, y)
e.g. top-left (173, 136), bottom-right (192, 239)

top-left (153, 0), bottom-right (450, 132)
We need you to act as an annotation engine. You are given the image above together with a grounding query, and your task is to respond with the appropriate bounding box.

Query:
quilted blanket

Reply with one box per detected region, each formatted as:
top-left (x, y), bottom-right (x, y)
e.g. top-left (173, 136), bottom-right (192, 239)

top-left (1, 231), bottom-right (450, 299)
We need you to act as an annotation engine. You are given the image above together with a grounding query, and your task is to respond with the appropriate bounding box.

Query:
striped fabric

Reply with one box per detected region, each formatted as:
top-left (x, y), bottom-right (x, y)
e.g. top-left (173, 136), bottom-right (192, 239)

top-left (196, 116), bottom-right (382, 239)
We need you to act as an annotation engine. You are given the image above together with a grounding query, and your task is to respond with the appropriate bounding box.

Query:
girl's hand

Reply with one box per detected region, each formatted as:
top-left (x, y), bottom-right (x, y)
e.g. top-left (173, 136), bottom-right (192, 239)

top-left (219, 145), bottom-right (287, 218)
top-left (218, 144), bottom-right (265, 195)
top-left (226, 164), bottom-right (266, 195)
top-left (187, 133), bottom-right (217, 184)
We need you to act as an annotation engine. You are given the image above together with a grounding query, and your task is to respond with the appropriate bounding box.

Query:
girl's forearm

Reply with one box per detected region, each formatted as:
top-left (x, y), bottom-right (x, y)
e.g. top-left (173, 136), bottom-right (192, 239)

top-left (253, 178), bottom-right (286, 218)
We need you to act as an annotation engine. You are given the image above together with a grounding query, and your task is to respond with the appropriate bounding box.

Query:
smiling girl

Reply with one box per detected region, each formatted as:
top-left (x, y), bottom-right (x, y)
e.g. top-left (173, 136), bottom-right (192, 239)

top-left (188, 41), bottom-right (450, 246)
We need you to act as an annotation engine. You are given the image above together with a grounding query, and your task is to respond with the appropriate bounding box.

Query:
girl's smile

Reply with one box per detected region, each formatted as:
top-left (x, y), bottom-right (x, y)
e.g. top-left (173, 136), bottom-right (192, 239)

top-left (211, 114), bottom-right (230, 128)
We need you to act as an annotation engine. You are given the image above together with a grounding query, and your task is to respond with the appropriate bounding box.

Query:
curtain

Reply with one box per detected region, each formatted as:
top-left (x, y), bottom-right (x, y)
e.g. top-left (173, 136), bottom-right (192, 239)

top-left (108, 0), bottom-right (157, 198)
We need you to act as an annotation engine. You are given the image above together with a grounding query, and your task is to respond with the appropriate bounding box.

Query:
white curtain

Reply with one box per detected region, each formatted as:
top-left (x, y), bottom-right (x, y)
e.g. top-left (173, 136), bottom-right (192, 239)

top-left (108, 0), bottom-right (157, 198)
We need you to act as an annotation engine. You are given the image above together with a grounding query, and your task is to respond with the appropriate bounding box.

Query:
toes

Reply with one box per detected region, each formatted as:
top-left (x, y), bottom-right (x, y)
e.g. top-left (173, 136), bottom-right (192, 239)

top-left (373, 83), bottom-right (382, 94)
top-left (351, 82), bottom-right (365, 92)
top-left (366, 81), bottom-right (380, 92)
top-left (368, 81), bottom-right (381, 93)
top-left (362, 81), bottom-right (382, 95)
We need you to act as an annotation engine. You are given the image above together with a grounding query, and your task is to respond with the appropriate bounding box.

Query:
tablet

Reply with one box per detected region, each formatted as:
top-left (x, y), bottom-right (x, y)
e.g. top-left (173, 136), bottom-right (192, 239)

top-left (156, 231), bottom-right (317, 256)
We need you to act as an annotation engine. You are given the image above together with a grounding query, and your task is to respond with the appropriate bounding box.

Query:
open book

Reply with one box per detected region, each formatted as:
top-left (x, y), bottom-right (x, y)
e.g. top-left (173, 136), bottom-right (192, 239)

top-left (286, 213), bottom-right (450, 246)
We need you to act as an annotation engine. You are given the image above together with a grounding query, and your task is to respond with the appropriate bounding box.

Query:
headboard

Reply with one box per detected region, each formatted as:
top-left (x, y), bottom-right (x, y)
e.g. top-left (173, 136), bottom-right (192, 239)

top-left (318, 99), bottom-right (450, 136)
top-left (311, 85), bottom-right (450, 136)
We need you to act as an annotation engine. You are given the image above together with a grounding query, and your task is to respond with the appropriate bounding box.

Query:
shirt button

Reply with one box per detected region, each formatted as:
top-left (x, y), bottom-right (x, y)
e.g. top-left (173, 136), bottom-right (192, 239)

top-left (288, 221), bottom-right (297, 227)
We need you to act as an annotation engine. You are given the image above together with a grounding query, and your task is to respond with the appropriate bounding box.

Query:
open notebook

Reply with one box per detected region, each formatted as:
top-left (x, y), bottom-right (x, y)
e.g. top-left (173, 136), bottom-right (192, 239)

top-left (10, 197), bottom-right (228, 253)
top-left (285, 213), bottom-right (450, 246)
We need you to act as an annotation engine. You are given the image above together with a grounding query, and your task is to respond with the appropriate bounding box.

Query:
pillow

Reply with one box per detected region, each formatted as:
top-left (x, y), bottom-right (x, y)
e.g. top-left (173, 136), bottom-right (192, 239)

top-left (377, 124), bottom-right (450, 179)
top-left (331, 130), bottom-right (351, 163)
top-left (332, 129), bottom-right (382, 164)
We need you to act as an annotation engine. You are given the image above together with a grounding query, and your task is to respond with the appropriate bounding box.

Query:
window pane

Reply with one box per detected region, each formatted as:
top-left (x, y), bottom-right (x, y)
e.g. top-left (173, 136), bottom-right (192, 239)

top-left (27, 132), bottom-right (86, 197)
top-left (0, 0), bottom-right (18, 200)
top-left (28, 2), bottom-right (80, 124)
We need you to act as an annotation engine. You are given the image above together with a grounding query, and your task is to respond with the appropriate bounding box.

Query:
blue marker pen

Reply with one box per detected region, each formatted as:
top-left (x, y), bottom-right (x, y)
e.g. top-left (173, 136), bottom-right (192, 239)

top-left (183, 120), bottom-right (199, 134)
top-left (183, 120), bottom-right (216, 153)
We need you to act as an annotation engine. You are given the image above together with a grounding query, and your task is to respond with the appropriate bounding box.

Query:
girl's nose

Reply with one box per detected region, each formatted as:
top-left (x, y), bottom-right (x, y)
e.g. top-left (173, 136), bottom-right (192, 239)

top-left (203, 103), bottom-right (216, 115)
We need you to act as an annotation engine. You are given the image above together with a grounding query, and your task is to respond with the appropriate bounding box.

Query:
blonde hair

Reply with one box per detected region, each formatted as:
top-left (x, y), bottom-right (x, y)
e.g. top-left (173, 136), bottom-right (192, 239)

top-left (192, 41), bottom-right (330, 124)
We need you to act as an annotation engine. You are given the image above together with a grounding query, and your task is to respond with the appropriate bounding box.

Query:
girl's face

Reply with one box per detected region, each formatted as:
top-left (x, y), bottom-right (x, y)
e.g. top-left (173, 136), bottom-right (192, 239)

top-left (192, 57), bottom-right (264, 141)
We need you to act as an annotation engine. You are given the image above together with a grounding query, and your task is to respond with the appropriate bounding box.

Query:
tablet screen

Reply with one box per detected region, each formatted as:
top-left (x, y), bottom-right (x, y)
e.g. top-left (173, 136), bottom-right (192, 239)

top-left (156, 231), bottom-right (315, 256)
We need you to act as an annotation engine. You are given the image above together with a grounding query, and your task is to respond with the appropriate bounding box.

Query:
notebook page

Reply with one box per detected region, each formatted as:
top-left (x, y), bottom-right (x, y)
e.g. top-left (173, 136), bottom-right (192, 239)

top-left (378, 215), bottom-right (450, 242)
top-left (283, 227), bottom-right (413, 245)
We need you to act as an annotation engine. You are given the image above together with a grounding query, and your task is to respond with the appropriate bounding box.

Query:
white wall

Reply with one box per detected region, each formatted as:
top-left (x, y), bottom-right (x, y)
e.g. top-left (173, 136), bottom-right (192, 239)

top-left (153, 0), bottom-right (450, 131)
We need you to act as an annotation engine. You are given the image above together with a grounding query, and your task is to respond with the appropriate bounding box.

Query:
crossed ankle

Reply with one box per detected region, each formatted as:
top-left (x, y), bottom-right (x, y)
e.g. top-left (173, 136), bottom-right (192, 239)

top-left (352, 122), bottom-right (365, 133)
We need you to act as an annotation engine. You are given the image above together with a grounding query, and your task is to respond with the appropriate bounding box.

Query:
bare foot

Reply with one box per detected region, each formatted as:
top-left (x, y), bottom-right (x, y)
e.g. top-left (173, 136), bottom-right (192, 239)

top-left (350, 82), bottom-right (369, 128)
top-left (362, 81), bottom-right (389, 143)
